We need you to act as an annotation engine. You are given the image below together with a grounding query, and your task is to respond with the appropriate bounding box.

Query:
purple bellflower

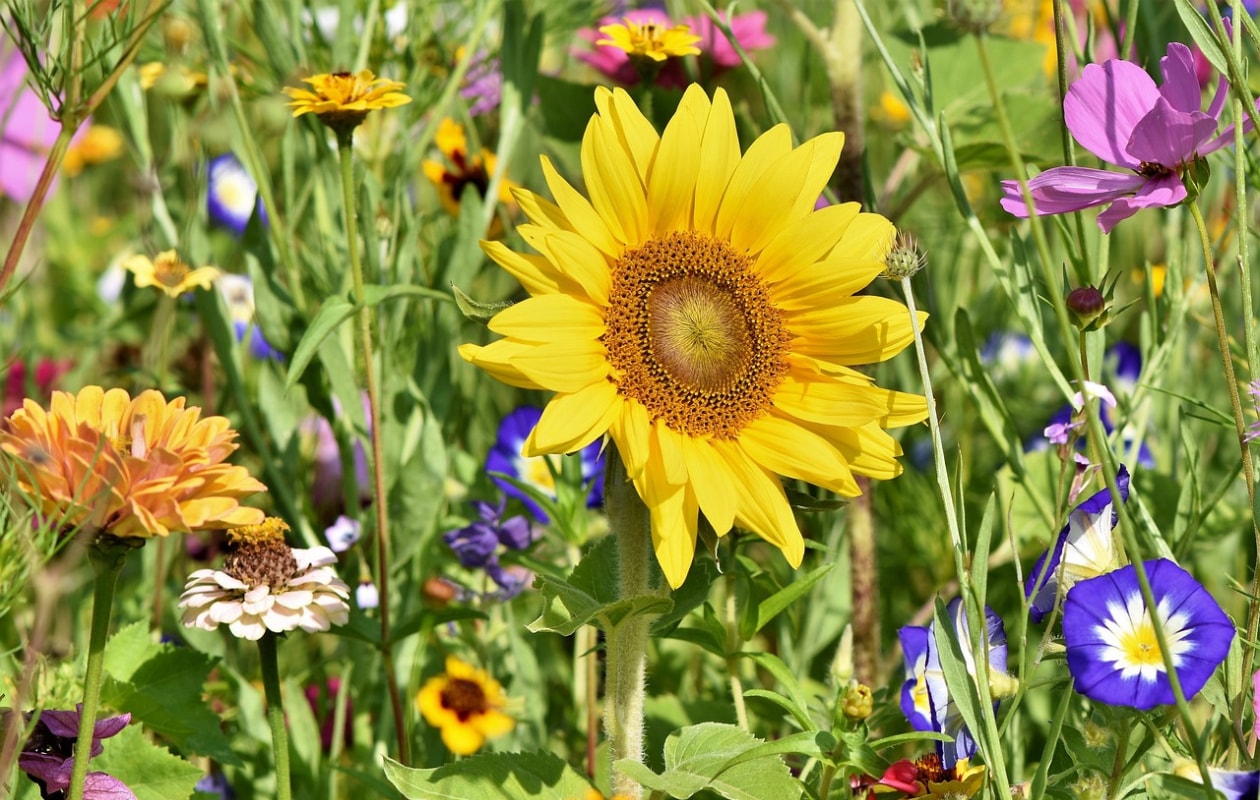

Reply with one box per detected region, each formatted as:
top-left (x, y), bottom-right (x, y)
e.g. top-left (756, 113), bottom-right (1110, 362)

top-left (443, 499), bottom-right (535, 599)
top-left (18, 707), bottom-right (134, 800)
top-left (1063, 558), bottom-right (1233, 710)
top-left (1001, 41), bottom-right (1255, 232)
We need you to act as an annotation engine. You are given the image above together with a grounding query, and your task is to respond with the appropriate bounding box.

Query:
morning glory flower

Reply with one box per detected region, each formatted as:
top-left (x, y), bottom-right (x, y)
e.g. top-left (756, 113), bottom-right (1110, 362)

top-left (1063, 558), bottom-right (1234, 710)
top-left (897, 624), bottom-right (933, 732)
top-left (207, 153), bottom-right (266, 236)
top-left (1000, 42), bottom-right (1255, 232)
top-left (1173, 762), bottom-right (1258, 800)
top-left (486, 406), bottom-right (605, 523)
top-left (1026, 466), bottom-right (1129, 623)
top-left (900, 599), bottom-right (1009, 768)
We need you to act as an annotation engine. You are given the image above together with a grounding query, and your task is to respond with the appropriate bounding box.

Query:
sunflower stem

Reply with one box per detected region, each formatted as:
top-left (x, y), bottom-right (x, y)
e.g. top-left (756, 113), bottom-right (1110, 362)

top-left (724, 570), bottom-right (749, 731)
top-left (258, 632), bottom-right (292, 800)
top-left (67, 536), bottom-right (130, 800)
top-left (604, 450), bottom-right (652, 800)
top-left (335, 132), bottom-right (409, 766)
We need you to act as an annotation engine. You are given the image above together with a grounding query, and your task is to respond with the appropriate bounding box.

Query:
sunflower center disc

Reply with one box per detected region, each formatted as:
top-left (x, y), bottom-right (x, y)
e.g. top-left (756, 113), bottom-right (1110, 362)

top-left (602, 230), bottom-right (791, 439)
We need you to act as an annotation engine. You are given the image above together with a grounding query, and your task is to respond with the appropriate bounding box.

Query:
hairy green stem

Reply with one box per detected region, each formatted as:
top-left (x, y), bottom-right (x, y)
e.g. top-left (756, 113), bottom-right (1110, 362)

top-left (336, 133), bottom-right (409, 765)
top-left (604, 451), bottom-right (652, 800)
top-left (67, 538), bottom-right (130, 800)
top-left (258, 633), bottom-right (292, 800)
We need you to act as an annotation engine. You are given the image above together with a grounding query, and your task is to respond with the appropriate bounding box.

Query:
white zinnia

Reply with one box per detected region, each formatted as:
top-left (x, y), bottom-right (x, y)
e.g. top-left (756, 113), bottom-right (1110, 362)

top-left (179, 545), bottom-right (351, 640)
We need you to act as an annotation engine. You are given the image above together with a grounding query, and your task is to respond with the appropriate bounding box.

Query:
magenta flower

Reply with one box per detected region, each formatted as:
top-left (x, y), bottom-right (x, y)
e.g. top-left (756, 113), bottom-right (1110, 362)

top-left (1000, 42), bottom-right (1253, 232)
top-left (687, 10), bottom-right (775, 70)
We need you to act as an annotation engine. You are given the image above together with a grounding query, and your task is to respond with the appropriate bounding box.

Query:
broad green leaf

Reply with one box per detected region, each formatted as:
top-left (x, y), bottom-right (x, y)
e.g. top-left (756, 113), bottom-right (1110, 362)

top-left (615, 722), bottom-right (801, 800)
top-left (528, 536), bottom-right (673, 635)
top-left (383, 751), bottom-right (593, 799)
top-left (101, 622), bottom-right (238, 765)
top-left (284, 298), bottom-right (355, 389)
top-left (92, 723), bottom-right (203, 800)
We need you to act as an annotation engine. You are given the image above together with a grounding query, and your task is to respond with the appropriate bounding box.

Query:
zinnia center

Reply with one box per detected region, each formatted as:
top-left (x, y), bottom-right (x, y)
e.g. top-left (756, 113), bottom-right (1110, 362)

top-left (154, 256), bottom-right (193, 288)
top-left (440, 677), bottom-right (489, 721)
top-left (602, 230), bottom-right (790, 439)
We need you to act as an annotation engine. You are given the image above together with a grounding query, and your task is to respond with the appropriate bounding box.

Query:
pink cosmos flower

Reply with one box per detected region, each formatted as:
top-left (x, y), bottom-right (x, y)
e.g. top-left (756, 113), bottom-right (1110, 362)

top-left (0, 42), bottom-right (87, 202)
top-left (1000, 42), bottom-right (1253, 233)
top-left (575, 8), bottom-right (773, 88)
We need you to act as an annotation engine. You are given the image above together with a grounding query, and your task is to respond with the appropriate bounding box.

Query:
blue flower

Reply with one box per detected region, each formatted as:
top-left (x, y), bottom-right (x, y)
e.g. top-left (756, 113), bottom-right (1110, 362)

top-left (1174, 764), bottom-right (1259, 800)
top-left (1026, 466), bottom-right (1129, 623)
top-left (486, 406), bottom-right (605, 523)
top-left (897, 625), bottom-right (933, 732)
top-left (444, 521), bottom-right (500, 569)
top-left (207, 153), bottom-right (266, 236)
top-left (1105, 341), bottom-right (1142, 395)
top-left (324, 514), bottom-right (361, 553)
top-left (1036, 379), bottom-right (1155, 469)
top-left (980, 332), bottom-right (1035, 379)
top-left (1064, 558), bottom-right (1234, 710)
top-left (900, 599), bottom-right (1008, 769)
top-left (195, 771), bottom-right (235, 800)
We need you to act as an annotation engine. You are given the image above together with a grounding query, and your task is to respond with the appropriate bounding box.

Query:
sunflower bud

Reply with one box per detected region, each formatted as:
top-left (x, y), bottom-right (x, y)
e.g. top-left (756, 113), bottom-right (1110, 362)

top-left (945, 0), bottom-right (1003, 34)
top-left (882, 232), bottom-right (926, 279)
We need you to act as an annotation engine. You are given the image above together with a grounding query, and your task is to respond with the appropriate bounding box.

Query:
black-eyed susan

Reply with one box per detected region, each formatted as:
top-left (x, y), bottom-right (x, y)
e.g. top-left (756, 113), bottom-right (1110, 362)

top-left (460, 85), bottom-right (928, 588)
top-left (416, 656), bottom-right (514, 755)
top-left (122, 250), bottom-right (220, 297)
top-left (283, 69), bottom-right (411, 134)
top-left (422, 117), bottom-right (517, 219)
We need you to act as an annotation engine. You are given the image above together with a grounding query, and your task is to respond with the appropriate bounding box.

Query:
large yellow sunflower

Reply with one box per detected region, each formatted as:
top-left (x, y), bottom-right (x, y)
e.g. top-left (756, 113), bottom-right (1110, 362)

top-left (460, 85), bottom-right (927, 588)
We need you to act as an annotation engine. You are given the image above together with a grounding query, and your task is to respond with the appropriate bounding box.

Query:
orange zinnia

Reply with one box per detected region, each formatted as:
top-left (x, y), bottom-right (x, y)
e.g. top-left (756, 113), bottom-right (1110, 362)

top-left (1, 387), bottom-right (266, 538)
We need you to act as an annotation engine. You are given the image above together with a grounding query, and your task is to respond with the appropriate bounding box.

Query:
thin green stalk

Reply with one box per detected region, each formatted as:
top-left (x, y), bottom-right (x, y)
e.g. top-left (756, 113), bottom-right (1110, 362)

top-left (336, 133), bottom-right (409, 766)
top-left (1105, 724), bottom-right (1131, 800)
top-left (258, 633), bottom-right (292, 800)
top-left (724, 571), bottom-right (749, 732)
top-left (604, 451), bottom-right (652, 800)
top-left (67, 538), bottom-right (131, 800)
top-left (898, 274), bottom-right (1011, 800)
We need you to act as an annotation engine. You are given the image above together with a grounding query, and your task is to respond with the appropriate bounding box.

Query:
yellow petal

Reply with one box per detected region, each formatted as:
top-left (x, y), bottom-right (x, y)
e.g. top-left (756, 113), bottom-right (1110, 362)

top-left (488, 294), bottom-right (605, 343)
top-left (458, 341), bottom-right (546, 390)
top-left (653, 421), bottom-right (688, 487)
top-left (740, 414), bottom-right (859, 496)
top-left (583, 118), bottom-right (648, 245)
top-left (790, 298), bottom-right (925, 365)
top-left (646, 85), bottom-right (704, 236)
top-left (481, 240), bottom-right (566, 296)
top-left (713, 124), bottom-right (792, 245)
top-left (772, 374), bottom-right (889, 427)
top-left (610, 400), bottom-right (652, 482)
top-left (757, 202), bottom-right (860, 284)
top-left (772, 255), bottom-right (886, 309)
top-left (510, 338), bottom-right (610, 393)
top-left (441, 723), bottom-right (486, 756)
top-left (679, 435), bottom-right (736, 535)
top-left (539, 230), bottom-right (613, 306)
top-left (596, 86), bottom-right (660, 183)
top-left (524, 380), bottom-right (620, 454)
top-left (727, 133), bottom-right (844, 255)
top-left (538, 156), bottom-right (620, 257)
top-left (711, 440), bottom-right (804, 567)
top-left (692, 88), bottom-right (740, 235)
top-left (640, 462), bottom-right (698, 589)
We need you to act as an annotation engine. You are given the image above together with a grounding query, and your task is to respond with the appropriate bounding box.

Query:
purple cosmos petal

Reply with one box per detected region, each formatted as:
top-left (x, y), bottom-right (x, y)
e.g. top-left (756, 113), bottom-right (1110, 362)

top-left (1063, 559), bottom-right (1234, 710)
top-left (1206, 74), bottom-right (1229, 121)
top-left (1096, 172), bottom-right (1187, 232)
top-left (1064, 58), bottom-right (1161, 168)
top-left (1000, 168), bottom-right (1146, 217)
top-left (1126, 97), bottom-right (1218, 167)
top-left (83, 770), bottom-right (138, 800)
top-left (1158, 43), bottom-right (1202, 113)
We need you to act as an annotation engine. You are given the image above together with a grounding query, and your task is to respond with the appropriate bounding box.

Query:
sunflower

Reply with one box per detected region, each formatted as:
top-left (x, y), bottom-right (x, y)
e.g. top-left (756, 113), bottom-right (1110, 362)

top-left (460, 85), bottom-right (927, 588)
top-left (283, 69), bottom-right (411, 134)
top-left (416, 655), bottom-right (514, 755)
top-left (0, 386), bottom-right (266, 538)
top-left (122, 250), bottom-right (220, 298)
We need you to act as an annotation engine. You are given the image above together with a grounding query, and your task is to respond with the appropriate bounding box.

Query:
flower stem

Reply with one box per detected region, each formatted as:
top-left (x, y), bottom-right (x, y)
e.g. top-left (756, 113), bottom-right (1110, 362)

top-left (604, 450), bottom-right (651, 800)
top-left (258, 632), bottom-right (292, 800)
top-left (847, 477), bottom-right (880, 686)
top-left (724, 571), bottom-right (749, 731)
top-left (335, 133), bottom-right (408, 765)
top-left (67, 537), bottom-right (131, 800)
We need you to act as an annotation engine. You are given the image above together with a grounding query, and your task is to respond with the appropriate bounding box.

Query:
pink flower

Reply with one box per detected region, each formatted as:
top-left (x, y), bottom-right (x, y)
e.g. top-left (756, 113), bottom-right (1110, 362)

top-left (0, 43), bottom-right (86, 202)
top-left (574, 8), bottom-right (773, 88)
top-left (1000, 42), bottom-right (1254, 232)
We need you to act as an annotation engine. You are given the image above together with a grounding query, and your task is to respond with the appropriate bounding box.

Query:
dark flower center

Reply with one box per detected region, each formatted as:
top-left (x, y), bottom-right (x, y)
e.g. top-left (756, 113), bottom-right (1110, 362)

top-left (440, 678), bottom-right (489, 721)
top-left (1136, 160), bottom-right (1171, 178)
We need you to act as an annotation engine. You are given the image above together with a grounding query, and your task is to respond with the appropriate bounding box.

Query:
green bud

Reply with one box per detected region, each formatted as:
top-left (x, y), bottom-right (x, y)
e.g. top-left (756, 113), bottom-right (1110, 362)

top-left (841, 683), bottom-right (874, 721)
top-left (882, 231), bottom-right (926, 280)
top-left (945, 0), bottom-right (1003, 34)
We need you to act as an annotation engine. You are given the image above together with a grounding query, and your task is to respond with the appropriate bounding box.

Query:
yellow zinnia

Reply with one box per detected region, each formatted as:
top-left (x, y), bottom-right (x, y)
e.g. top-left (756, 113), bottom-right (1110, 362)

top-left (0, 387), bottom-right (266, 538)
top-left (122, 250), bottom-right (220, 298)
top-left (596, 16), bottom-right (701, 62)
top-left (283, 69), bottom-right (411, 134)
top-left (416, 655), bottom-right (514, 755)
top-left (422, 117), bottom-right (518, 219)
top-left (460, 85), bottom-right (928, 588)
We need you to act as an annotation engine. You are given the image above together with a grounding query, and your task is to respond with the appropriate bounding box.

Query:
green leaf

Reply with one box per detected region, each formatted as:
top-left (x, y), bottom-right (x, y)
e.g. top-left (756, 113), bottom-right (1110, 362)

top-left (527, 536), bottom-right (673, 635)
top-left (101, 622), bottom-right (239, 765)
top-left (753, 563), bottom-right (832, 635)
top-left (616, 722), bottom-right (802, 800)
top-left (741, 652), bottom-right (816, 731)
top-left (929, 599), bottom-right (990, 762)
top-left (452, 282), bottom-right (513, 322)
top-left (537, 75), bottom-right (598, 142)
top-left (382, 751), bottom-right (594, 799)
top-left (91, 723), bottom-right (204, 800)
top-left (361, 283), bottom-right (452, 307)
top-left (284, 298), bottom-right (356, 390)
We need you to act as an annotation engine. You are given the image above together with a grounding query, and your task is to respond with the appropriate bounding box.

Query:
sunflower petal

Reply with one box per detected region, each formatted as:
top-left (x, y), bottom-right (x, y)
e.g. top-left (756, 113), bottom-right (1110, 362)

top-left (584, 119), bottom-right (649, 245)
top-left (693, 88), bottom-right (741, 235)
top-left (481, 240), bottom-right (565, 296)
top-left (758, 203), bottom-right (860, 284)
top-left (457, 341), bottom-right (546, 390)
top-left (713, 124), bottom-right (793, 244)
top-left (679, 436), bottom-right (736, 535)
top-left (790, 297), bottom-right (926, 365)
top-left (772, 374), bottom-right (889, 427)
top-left (596, 86), bottom-right (660, 182)
top-left (524, 380), bottom-right (619, 454)
top-left (727, 133), bottom-right (845, 255)
top-left (740, 414), bottom-right (859, 496)
top-left (489, 294), bottom-right (605, 342)
top-left (712, 440), bottom-right (804, 567)
top-left (647, 85), bottom-right (705, 236)
top-left (538, 156), bottom-right (620, 256)
top-left (611, 400), bottom-right (653, 482)
top-left (537, 230), bottom-right (613, 306)
top-left (510, 339), bottom-right (610, 393)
